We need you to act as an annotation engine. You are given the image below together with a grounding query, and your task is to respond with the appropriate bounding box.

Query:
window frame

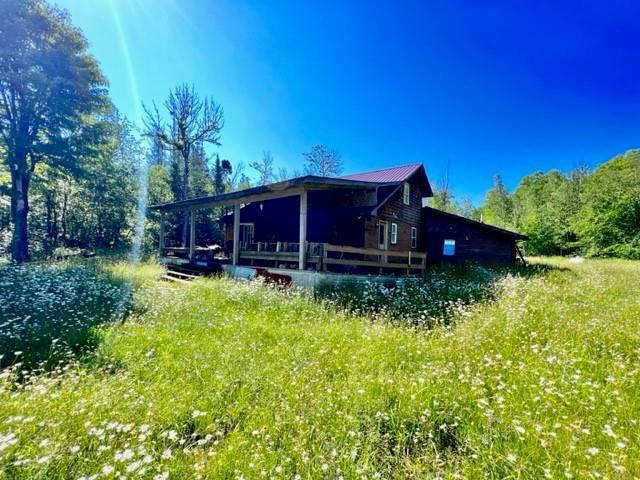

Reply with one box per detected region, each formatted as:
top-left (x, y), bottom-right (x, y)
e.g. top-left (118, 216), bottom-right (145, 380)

top-left (443, 238), bottom-right (456, 256)
top-left (410, 227), bottom-right (417, 249)
top-left (239, 223), bottom-right (255, 247)
top-left (403, 182), bottom-right (410, 205)
top-left (390, 222), bottom-right (398, 245)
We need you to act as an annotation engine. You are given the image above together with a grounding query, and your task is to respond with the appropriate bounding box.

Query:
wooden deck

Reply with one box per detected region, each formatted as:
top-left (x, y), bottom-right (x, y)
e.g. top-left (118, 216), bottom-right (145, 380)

top-left (161, 242), bottom-right (426, 275)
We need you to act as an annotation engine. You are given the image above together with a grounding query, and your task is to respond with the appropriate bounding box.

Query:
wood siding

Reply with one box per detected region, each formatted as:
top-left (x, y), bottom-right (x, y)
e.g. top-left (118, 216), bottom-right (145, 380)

top-left (422, 209), bottom-right (518, 265)
top-left (364, 174), bottom-right (426, 251)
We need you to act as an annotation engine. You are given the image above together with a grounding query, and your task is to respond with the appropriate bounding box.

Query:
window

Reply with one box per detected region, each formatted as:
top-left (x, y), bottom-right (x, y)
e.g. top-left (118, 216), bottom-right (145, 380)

top-left (411, 227), bottom-right (417, 248)
top-left (443, 239), bottom-right (456, 256)
top-left (403, 182), bottom-right (410, 205)
top-left (240, 223), bottom-right (255, 246)
top-left (390, 223), bottom-right (398, 244)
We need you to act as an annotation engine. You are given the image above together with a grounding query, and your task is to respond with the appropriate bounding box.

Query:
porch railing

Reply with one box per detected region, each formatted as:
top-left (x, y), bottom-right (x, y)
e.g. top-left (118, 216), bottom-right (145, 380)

top-left (240, 242), bottom-right (426, 273)
top-left (160, 242), bottom-right (426, 274)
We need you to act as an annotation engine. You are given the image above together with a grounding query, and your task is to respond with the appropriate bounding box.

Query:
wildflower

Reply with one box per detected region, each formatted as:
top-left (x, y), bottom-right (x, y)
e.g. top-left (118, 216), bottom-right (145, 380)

top-left (161, 448), bottom-right (173, 459)
top-left (114, 448), bottom-right (134, 462)
top-left (506, 453), bottom-right (517, 462)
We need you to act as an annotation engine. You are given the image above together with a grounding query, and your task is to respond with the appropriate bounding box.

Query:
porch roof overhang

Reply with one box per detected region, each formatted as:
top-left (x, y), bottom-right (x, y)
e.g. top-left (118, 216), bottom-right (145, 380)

top-left (149, 175), bottom-right (398, 212)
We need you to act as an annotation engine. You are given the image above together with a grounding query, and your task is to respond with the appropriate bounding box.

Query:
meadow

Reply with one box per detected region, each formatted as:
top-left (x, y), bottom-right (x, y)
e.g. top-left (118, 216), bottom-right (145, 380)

top-left (0, 258), bottom-right (639, 479)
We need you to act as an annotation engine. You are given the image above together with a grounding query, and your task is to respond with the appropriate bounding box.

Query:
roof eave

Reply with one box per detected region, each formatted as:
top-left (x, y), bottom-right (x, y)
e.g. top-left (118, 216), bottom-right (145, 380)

top-left (149, 175), bottom-right (398, 212)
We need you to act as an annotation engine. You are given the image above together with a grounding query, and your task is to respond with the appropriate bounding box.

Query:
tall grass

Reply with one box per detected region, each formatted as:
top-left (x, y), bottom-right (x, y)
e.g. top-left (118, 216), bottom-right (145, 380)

top-left (0, 258), bottom-right (639, 478)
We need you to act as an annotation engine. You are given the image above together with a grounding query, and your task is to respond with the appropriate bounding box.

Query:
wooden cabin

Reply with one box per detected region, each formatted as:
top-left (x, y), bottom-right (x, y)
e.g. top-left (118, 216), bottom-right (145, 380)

top-left (149, 163), bottom-right (527, 275)
top-left (422, 207), bottom-right (527, 265)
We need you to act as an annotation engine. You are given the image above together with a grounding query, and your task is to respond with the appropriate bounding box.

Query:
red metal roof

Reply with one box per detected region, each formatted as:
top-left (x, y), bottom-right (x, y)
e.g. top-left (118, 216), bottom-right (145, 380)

top-left (339, 163), bottom-right (422, 183)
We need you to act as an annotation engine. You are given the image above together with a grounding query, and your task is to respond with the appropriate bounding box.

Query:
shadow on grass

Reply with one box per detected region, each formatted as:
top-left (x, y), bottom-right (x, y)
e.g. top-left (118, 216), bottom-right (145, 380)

top-left (316, 261), bottom-right (567, 328)
top-left (0, 260), bottom-right (139, 372)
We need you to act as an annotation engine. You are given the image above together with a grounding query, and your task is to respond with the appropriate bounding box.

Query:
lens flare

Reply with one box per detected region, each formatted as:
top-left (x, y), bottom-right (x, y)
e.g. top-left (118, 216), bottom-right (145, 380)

top-left (109, 0), bottom-right (148, 268)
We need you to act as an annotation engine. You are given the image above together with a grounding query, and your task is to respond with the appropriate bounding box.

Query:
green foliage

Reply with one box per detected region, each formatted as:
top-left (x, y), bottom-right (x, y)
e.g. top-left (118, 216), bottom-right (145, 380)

top-left (428, 186), bottom-right (458, 213)
top-left (574, 151), bottom-right (640, 259)
top-left (479, 150), bottom-right (640, 258)
top-left (0, 258), bottom-right (639, 478)
top-left (316, 264), bottom-right (514, 327)
top-left (0, 0), bottom-right (110, 261)
top-left (0, 262), bottom-right (138, 370)
top-left (22, 110), bottom-right (141, 255)
top-left (481, 175), bottom-right (514, 228)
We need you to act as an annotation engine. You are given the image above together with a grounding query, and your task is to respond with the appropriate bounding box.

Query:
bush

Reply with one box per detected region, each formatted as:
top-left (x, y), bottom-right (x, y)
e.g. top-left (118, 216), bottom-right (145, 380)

top-left (317, 264), bottom-right (516, 327)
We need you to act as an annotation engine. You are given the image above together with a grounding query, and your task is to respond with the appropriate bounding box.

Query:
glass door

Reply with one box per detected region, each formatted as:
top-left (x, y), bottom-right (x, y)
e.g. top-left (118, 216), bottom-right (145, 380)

top-left (377, 221), bottom-right (388, 250)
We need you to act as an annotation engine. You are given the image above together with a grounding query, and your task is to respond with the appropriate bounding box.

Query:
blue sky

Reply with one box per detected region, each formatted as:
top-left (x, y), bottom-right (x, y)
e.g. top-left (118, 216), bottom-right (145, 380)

top-left (55, 0), bottom-right (640, 202)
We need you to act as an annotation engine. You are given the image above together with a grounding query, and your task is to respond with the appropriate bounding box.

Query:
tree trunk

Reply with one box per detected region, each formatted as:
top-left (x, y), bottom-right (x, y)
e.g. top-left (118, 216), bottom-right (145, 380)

top-left (61, 190), bottom-right (68, 243)
top-left (10, 167), bottom-right (31, 263)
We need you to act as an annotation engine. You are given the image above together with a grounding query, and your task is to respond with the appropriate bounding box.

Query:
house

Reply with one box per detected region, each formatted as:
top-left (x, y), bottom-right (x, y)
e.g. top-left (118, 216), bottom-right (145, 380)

top-left (149, 163), bottom-right (526, 276)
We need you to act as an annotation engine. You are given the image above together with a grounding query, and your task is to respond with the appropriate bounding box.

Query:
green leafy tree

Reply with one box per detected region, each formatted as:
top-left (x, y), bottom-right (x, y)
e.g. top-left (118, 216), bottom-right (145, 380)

top-left (575, 150), bottom-right (640, 258)
top-left (0, 0), bottom-right (109, 262)
top-left (481, 175), bottom-right (514, 228)
top-left (145, 162), bottom-right (172, 253)
top-left (213, 154), bottom-right (232, 195)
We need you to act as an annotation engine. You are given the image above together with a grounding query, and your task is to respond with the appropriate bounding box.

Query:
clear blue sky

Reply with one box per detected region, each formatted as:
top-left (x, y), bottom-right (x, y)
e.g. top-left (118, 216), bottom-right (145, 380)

top-left (55, 0), bottom-right (640, 202)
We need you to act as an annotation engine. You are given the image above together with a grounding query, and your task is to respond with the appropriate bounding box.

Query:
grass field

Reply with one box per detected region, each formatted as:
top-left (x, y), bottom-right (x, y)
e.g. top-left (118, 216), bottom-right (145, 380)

top-left (1, 258), bottom-right (639, 479)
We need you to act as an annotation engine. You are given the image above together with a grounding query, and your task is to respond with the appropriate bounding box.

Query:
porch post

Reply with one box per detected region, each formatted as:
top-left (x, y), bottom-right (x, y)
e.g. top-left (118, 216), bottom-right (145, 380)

top-left (232, 202), bottom-right (240, 265)
top-left (299, 189), bottom-right (307, 270)
top-left (158, 211), bottom-right (165, 256)
top-left (189, 209), bottom-right (196, 262)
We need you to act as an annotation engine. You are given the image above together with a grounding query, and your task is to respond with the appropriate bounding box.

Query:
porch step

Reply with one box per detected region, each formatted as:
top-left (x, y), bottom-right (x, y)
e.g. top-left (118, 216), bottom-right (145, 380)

top-left (162, 266), bottom-right (203, 284)
top-left (161, 274), bottom-right (191, 284)
top-left (167, 270), bottom-right (197, 280)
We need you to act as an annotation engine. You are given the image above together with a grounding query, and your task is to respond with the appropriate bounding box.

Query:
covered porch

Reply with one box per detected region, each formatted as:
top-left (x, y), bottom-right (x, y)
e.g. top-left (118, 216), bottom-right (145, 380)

top-left (150, 175), bottom-right (426, 275)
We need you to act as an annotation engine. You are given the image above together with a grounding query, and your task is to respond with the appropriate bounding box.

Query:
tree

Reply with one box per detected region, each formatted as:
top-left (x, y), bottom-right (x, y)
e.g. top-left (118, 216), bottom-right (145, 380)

top-left (212, 154), bottom-right (232, 195)
top-left (575, 150), bottom-right (640, 258)
top-left (428, 163), bottom-right (457, 213)
top-left (303, 144), bottom-right (343, 176)
top-left (144, 84), bottom-right (224, 245)
top-left (250, 151), bottom-right (275, 185)
top-left (481, 175), bottom-right (513, 228)
top-left (229, 162), bottom-right (251, 191)
top-left (0, 0), bottom-right (109, 262)
top-left (458, 196), bottom-right (480, 220)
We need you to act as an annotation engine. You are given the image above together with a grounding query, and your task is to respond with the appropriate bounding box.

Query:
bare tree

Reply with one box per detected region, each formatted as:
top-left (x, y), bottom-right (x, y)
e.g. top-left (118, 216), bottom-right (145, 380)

top-left (276, 166), bottom-right (290, 182)
top-left (144, 84), bottom-right (223, 245)
top-left (250, 151), bottom-right (275, 185)
top-left (429, 160), bottom-right (457, 213)
top-left (303, 144), bottom-right (343, 176)
top-left (229, 161), bottom-right (251, 191)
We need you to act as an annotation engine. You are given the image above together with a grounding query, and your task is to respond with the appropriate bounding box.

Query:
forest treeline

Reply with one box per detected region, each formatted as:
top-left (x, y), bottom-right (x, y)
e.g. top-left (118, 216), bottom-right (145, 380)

top-left (0, 0), bottom-right (341, 262)
top-left (431, 150), bottom-right (640, 259)
top-left (1, 0), bottom-right (638, 262)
